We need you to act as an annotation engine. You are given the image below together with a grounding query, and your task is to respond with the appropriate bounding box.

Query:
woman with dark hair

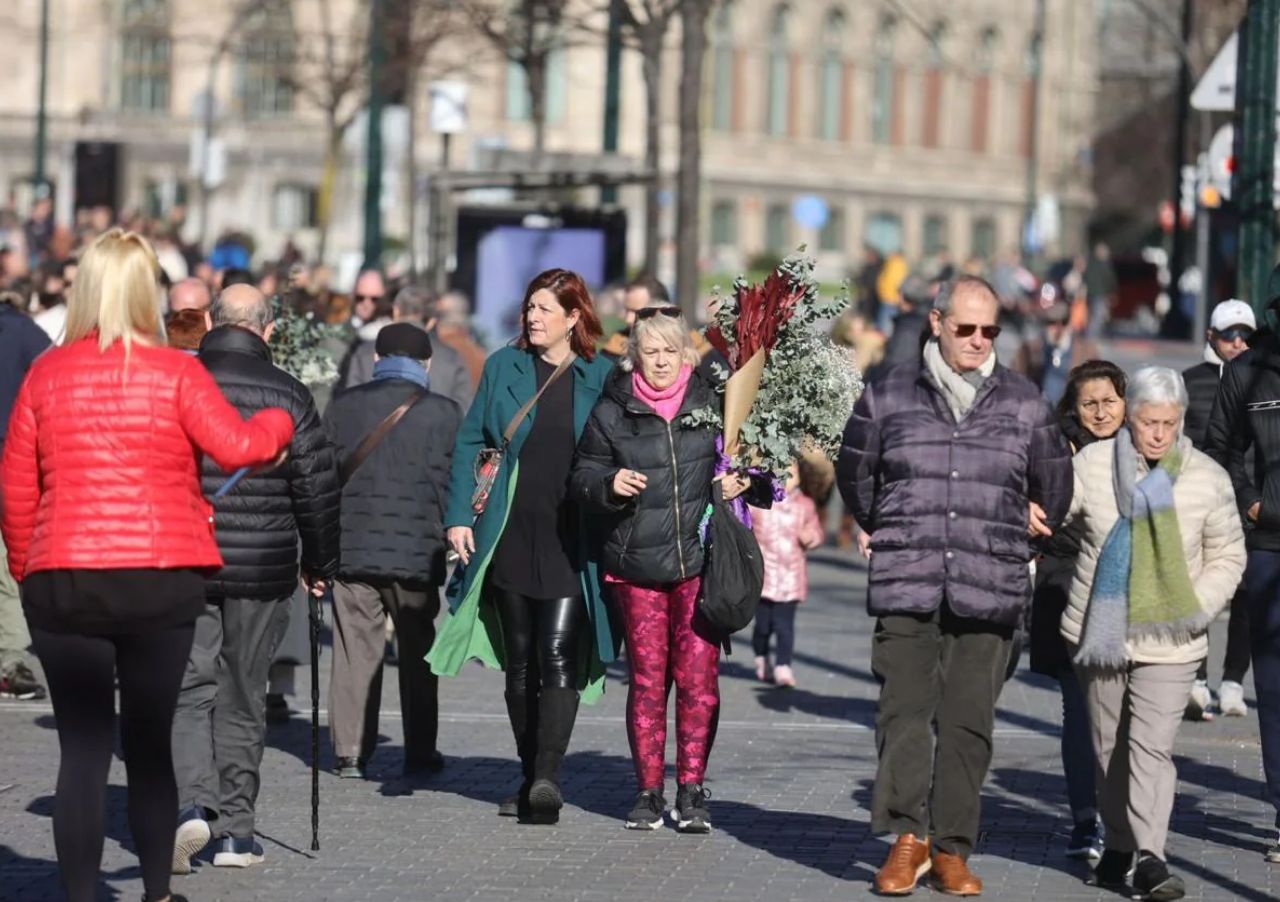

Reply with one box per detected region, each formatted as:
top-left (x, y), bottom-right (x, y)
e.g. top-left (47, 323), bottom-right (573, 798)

top-left (428, 268), bottom-right (619, 825)
top-left (1029, 359), bottom-right (1127, 862)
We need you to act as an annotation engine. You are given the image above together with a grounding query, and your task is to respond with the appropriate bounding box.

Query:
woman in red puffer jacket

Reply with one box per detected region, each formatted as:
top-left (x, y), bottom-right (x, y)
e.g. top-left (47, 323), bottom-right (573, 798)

top-left (0, 229), bottom-right (294, 902)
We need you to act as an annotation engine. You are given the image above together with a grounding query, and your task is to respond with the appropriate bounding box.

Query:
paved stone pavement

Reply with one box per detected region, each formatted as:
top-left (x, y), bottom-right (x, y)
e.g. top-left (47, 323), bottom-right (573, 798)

top-left (2, 548), bottom-right (1276, 901)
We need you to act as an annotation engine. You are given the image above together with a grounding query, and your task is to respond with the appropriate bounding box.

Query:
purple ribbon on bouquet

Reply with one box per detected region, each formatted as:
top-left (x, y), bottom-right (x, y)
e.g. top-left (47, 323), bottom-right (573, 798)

top-left (701, 435), bottom-right (783, 541)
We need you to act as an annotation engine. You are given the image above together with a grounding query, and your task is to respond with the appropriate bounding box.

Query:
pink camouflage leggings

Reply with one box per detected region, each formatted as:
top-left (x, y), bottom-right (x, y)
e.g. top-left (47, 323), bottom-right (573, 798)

top-left (613, 576), bottom-right (721, 789)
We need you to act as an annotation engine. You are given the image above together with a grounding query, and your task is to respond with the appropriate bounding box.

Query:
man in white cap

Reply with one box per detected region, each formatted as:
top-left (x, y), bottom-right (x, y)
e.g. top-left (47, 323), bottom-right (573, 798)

top-left (1182, 298), bottom-right (1255, 721)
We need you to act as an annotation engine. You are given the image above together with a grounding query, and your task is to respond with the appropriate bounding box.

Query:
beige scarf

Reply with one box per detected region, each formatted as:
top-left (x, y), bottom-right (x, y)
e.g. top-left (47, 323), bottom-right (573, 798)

top-left (923, 338), bottom-right (996, 421)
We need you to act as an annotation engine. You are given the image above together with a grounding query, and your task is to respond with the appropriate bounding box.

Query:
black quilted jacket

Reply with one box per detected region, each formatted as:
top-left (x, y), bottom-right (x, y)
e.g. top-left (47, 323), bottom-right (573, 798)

top-left (197, 326), bottom-right (341, 599)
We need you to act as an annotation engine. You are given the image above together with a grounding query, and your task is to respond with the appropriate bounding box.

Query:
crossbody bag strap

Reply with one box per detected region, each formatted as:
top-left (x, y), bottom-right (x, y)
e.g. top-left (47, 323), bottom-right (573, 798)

top-left (340, 388), bottom-right (429, 486)
top-left (500, 354), bottom-right (576, 448)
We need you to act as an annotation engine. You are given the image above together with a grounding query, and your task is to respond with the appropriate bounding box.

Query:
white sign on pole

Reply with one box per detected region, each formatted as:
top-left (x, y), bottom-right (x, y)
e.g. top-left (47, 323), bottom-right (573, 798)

top-left (1191, 31), bottom-right (1280, 112)
top-left (1205, 122), bottom-right (1280, 206)
top-left (428, 81), bottom-right (469, 134)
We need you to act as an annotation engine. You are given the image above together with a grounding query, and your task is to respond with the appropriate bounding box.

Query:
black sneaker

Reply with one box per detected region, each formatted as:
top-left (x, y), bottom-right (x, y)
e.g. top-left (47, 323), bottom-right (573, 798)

top-left (674, 783), bottom-right (711, 834)
top-left (1088, 849), bottom-right (1134, 889)
top-left (1066, 820), bottom-right (1102, 861)
top-left (625, 789), bottom-right (666, 830)
top-left (1131, 854), bottom-right (1185, 900)
top-left (0, 662), bottom-right (46, 700)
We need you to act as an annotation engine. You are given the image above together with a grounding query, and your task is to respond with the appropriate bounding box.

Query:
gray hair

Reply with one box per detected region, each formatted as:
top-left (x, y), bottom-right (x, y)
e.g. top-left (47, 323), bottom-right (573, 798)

top-left (933, 274), bottom-right (999, 316)
top-left (1126, 366), bottom-right (1189, 419)
top-left (620, 310), bottom-right (700, 372)
top-left (211, 287), bottom-right (273, 334)
top-left (393, 285), bottom-right (438, 325)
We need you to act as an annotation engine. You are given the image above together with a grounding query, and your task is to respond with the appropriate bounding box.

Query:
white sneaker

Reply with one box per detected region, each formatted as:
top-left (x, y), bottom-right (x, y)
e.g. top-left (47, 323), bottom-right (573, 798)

top-left (1186, 680), bottom-right (1214, 721)
top-left (172, 812), bottom-right (210, 875)
top-left (212, 836), bottom-right (265, 868)
top-left (1219, 680), bottom-right (1248, 717)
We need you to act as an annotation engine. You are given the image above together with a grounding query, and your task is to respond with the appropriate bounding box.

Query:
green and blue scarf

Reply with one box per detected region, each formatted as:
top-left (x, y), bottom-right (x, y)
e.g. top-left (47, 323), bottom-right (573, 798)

top-left (1075, 429), bottom-right (1209, 670)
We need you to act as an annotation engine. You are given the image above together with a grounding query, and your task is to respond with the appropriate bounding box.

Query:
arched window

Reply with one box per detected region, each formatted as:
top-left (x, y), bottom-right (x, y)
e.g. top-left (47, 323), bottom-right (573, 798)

top-left (766, 5), bottom-right (791, 137)
top-left (121, 0), bottom-right (171, 112)
top-left (816, 7), bottom-right (846, 141)
top-left (972, 27), bottom-right (998, 153)
top-left (921, 21), bottom-right (947, 148)
top-left (711, 3), bottom-right (735, 131)
top-left (871, 16), bottom-right (897, 145)
top-left (238, 0), bottom-right (295, 117)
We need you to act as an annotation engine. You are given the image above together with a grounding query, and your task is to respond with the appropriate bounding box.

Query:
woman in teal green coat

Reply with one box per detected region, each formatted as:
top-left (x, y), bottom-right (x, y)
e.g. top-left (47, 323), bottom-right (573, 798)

top-left (427, 268), bottom-right (618, 825)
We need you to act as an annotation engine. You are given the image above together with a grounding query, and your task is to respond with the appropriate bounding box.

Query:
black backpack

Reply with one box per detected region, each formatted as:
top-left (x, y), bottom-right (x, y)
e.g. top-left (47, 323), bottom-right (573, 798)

top-left (698, 481), bottom-right (765, 642)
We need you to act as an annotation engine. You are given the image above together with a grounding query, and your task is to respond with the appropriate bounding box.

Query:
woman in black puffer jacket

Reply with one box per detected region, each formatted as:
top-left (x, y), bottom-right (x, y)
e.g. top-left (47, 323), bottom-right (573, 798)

top-left (1028, 359), bottom-right (1126, 863)
top-left (571, 307), bottom-right (758, 835)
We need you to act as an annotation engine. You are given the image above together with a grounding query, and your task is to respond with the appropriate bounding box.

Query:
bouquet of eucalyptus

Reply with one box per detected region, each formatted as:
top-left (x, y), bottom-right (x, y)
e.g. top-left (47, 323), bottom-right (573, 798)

top-left (695, 251), bottom-right (863, 480)
top-left (268, 297), bottom-right (345, 388)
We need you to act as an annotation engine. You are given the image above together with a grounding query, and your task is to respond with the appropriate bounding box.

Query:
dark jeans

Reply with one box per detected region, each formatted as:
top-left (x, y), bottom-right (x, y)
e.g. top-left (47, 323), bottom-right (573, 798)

top-left (752, 599), bottom-right (798, 666)
top-left (172, 596), bottom-right (291, 838)
top-left (32, 623), bottom-right (195, 902)
top-left (1245, 551), bottom-right (1280, 828)
top-left (1195, 585), bottom-right (1251, 684)
top-left (1058, 666), bottom-right (1097, 826)
top-left (870, 603), bottom-right (1014, 859)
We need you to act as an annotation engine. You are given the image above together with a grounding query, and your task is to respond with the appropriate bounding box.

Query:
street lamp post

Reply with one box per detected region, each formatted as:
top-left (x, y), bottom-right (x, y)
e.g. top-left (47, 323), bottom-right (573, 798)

top-left (34, 0), bottom-right (50, 192)
top-left (601, 0), bottom-right (623, 205)
top-left (363, 0), bottom-right (386, 270)
top-left (1235, 0), bottom-right (1280, 317)
top-left (1022, 0), bottom-right (1045, 267)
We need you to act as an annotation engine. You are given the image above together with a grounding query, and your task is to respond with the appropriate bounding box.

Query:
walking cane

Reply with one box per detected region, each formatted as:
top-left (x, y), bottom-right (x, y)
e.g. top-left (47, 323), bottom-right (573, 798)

top-left (308, 590), bottom-right (322, 852)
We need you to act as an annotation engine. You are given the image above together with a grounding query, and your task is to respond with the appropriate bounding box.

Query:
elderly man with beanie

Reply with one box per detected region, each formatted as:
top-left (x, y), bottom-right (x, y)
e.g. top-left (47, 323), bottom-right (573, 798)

top-left (1182, 299), bottom-right (1255, 720)
top-left (324, 322), bottom-right (461, 779)
top-left (838, 275), bottom-right (1073, 896)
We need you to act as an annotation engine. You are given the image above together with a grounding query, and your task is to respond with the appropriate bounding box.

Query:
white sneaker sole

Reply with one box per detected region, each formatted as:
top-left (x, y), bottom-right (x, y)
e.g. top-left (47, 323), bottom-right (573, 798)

top-left (172, 819), bottom-right (210, 875)
top-left (213, 849), bottom-right (265, 868)
top-left (675, 817), bottom-right (711, 834)
top-left (625, 815), bottom-right (664, 830)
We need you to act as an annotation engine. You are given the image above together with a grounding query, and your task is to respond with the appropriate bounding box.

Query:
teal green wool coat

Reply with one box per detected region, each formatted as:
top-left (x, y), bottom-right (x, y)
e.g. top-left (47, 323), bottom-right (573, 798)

top-left (426, 347), bottom-right (619, 701)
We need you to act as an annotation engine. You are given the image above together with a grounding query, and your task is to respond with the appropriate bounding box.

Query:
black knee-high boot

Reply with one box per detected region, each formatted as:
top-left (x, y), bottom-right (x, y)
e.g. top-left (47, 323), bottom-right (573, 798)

top-left (500, 690), bottom-right (538, 817)
top-left (527, 687), bottom-right (580, 824)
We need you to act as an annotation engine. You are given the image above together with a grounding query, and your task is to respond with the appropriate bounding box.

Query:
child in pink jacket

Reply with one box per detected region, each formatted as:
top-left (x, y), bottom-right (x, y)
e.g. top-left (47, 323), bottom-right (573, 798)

top-left (750, 461), bottom-right (825, 687)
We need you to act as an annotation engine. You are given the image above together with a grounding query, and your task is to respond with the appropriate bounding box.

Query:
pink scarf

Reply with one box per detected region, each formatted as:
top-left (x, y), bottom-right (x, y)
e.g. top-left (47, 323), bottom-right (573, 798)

top-left (632, 365), bottom-right (692, 422)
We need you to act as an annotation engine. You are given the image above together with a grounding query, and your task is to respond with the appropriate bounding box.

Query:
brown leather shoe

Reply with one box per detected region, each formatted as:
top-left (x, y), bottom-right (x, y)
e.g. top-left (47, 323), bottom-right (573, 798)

top-left (874, 834), bottom-right (931, 895)
top-left (930, 849), bottom-right (983, 896)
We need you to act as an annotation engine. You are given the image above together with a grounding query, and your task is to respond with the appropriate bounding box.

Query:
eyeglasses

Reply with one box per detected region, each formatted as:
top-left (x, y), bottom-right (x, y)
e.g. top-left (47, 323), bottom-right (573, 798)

top-left (1214, 326), bottom-right (1253, 342)
top-left (635, 306), bottom-right (682, 321)
top-left (354, 293), bottom-right (384, 303)
top-left (947, 319), bottom-right (1001, 340)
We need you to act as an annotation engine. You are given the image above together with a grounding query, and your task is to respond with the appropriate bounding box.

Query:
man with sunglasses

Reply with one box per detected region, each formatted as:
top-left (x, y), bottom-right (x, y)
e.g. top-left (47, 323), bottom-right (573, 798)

top-left (1182, 301), bottom-right (1255, 721)
top-left (839, 275), bottom-right (1072, 896)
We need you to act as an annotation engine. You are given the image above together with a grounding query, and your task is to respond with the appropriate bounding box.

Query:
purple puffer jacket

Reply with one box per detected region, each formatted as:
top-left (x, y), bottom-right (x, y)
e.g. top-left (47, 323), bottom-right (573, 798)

top-left (837, 361), bottom-right (1072, 627)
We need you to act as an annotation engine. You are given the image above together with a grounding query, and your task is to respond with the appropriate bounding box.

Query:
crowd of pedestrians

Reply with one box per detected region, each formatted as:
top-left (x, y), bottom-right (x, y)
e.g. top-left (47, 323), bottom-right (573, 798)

top-left (3, 215), bottom-right (1280, 902)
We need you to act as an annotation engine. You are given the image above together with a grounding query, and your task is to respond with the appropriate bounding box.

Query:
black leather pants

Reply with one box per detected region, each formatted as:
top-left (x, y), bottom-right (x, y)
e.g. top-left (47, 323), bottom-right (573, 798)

top-left (492, 589), bottom-right (586, 695)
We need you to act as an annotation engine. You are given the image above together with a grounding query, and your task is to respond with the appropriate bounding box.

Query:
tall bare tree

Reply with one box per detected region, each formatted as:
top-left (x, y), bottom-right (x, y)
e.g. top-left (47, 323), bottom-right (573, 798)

top-left (612, 0), bottom-right (680, 274)
top-left (675, 0), bottom-right (713, 317)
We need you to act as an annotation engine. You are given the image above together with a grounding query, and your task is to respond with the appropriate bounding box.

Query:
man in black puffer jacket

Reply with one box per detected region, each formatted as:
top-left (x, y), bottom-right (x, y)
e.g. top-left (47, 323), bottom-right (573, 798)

top-left (171, 284), bottom-right (340, 873)
top-left (324, 323), bottom-right (460, 780)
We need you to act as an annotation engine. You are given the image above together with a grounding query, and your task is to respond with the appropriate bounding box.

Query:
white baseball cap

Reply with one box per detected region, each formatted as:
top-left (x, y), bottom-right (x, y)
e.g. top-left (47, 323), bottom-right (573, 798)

top-left (1210, 299), bottom-right (1257, 332)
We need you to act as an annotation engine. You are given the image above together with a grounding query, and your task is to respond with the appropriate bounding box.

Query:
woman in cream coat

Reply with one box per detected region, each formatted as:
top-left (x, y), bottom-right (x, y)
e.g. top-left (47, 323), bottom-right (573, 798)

top-left (1061, 366), bottom-right (1244, 901)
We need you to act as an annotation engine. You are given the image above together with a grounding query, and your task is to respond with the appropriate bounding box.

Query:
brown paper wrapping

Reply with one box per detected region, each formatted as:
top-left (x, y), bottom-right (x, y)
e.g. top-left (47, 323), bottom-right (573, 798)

top-left (723, 348), bottom-right (767, 460)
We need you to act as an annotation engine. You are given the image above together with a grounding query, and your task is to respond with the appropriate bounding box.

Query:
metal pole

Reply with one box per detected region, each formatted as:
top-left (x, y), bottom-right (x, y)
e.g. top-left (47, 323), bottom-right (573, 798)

top-left (1163, 0), bottom-right (1194, 339)
top-left (33, 0), bottom-right (49, 192)
top-left (431, 133), bottom-right (451, 295)
top-left (1234, 0), bottom-right (1280, 319)
top-left (1192, 142), bottom-right (1212, 344)
top-left (601, 0), bottom-right (623, 205)
top-left (1022, 0), bottom-right (1046, 266)
top-left (363, 0), bottom-right (386, 270)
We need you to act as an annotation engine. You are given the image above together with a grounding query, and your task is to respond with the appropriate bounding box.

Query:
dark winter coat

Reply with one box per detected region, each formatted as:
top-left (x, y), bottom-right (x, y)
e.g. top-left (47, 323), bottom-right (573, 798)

top-left (197, 326), bottom-right (341, 599)
top-left (879, 310), bottom-right (928, 372)
top-left (837, 360), bottom-right (1073, 627)
top-left (0, 303), bottom-right (51, 446)
top-left (571, 369), bottom-right (722, 585)
top-left (1206, 335), bottom-right (1280, 551)
top-left (1182, 358), bottom-right (1221, 451)
top-left (324, 372), bottom-right (461, 586)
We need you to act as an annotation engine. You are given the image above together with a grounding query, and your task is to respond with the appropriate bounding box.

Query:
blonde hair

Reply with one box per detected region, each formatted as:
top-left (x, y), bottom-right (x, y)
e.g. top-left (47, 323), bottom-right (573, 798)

top-left (63, 228), bottom-right (164, 352)
top-left (621, 310), bottom-right (701, 372)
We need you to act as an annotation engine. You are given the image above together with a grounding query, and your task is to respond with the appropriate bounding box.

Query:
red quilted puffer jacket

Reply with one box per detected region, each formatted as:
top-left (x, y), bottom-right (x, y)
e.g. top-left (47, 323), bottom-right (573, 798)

top-left (1, 337), bottom-right (295, 582)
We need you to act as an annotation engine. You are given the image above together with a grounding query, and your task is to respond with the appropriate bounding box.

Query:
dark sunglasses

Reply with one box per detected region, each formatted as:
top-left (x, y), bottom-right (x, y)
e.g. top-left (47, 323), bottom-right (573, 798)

top-left (1214, 326), bottom-right (1253, 342)
top-left (354, 293), bottom-right (384, 303)
top-left (949, 321), bottom-right (1001, 340)
top-left (635, 306), bottom-right (682, 321)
